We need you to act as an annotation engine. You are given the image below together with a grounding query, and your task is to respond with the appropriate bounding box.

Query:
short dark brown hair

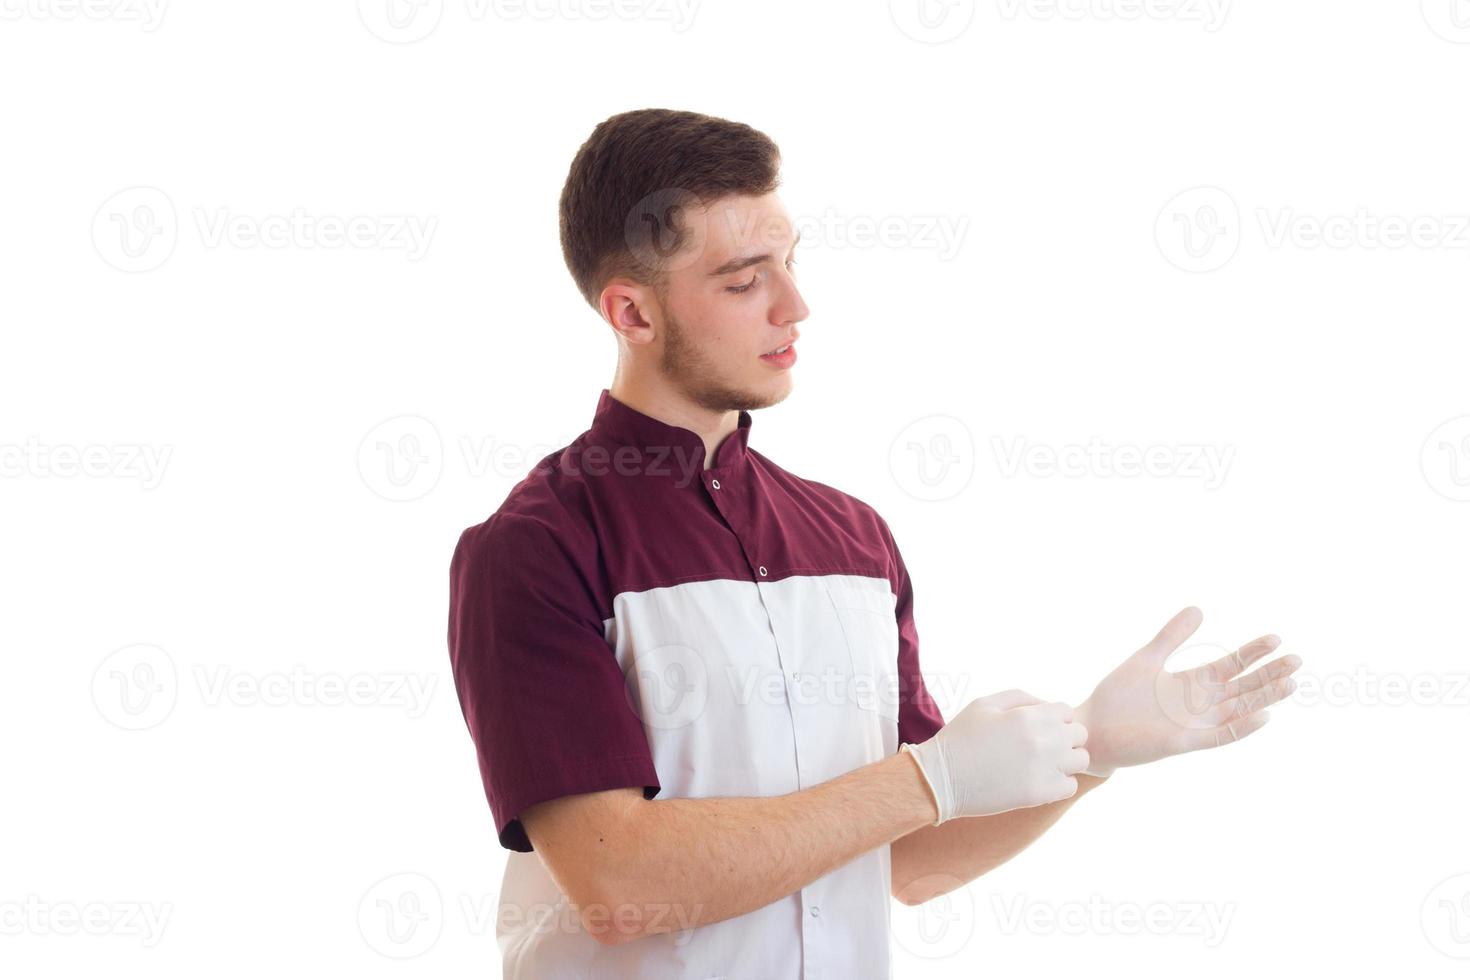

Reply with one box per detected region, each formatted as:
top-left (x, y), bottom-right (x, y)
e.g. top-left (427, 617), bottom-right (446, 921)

top-left (558, 108), bottom-right (782, 311)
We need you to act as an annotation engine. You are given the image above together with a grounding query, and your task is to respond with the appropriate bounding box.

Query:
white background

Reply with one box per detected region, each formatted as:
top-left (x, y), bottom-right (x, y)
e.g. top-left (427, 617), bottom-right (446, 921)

top-left (3, 0), bottom-right (1468, 976)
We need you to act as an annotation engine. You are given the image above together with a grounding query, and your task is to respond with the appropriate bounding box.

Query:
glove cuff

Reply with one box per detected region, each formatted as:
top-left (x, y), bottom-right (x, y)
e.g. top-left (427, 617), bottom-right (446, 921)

top-left (900, 741), bottom-right (948, 826)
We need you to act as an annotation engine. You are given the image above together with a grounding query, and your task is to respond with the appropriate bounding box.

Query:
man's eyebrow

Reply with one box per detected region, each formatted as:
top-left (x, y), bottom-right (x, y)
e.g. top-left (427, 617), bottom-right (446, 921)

top-left (706, 230), bottom-right (802, 277)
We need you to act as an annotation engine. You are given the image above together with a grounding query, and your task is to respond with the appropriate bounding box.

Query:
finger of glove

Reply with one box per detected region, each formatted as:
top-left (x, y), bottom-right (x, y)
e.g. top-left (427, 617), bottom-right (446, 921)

top-left (1017, 700), bottom-right (1074, 723)
top-left (1222, 654), bottom-right (1301, 700)
top-left (1182, 708), bottom-right (1271, 752)
top-left (1042, 774), bottom-right (1080, 804)
top-left (1218, 675), bottom-right (1297, 723)
top-left (978, 689), bottom-right (1044, 712)
top-left (1145, 606), bottom-right (1204, 664)
top-left (1058, 747), bottom-right (1091, 776)
top-left (1199, 633), bottom-right (1283, 685)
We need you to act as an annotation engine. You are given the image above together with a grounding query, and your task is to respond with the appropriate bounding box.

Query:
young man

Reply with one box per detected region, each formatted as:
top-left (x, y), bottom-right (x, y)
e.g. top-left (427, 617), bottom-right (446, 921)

top-left (447, 108), bottom-right (1302, 977)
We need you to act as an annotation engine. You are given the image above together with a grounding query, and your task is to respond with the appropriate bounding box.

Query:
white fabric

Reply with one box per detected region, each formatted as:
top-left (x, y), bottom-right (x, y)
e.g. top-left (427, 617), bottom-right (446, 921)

top-left (497, 572), bottom-right (903, 979)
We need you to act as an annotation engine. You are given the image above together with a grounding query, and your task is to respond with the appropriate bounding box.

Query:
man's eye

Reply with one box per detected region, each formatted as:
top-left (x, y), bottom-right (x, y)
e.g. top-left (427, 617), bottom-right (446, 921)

top-left (726, 274), bottom-right (758, 294)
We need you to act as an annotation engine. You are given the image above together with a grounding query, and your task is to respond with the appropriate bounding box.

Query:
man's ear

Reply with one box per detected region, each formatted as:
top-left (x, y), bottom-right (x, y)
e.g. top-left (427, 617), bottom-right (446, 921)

top-left (600, 278), bottom-right (659, 347)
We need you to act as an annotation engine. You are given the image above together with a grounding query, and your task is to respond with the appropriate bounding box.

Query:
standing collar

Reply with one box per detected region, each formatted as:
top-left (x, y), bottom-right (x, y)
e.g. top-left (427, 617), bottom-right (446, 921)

top-left (590, 388), bottom-right (753, 472)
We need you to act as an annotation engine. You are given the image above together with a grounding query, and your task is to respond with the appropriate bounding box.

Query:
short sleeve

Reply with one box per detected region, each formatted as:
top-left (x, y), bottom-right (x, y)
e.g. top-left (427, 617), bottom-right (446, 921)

top-left (878, 518), bottom-right (947, 746)
top-left (447, 513), bottom-right (660, 852)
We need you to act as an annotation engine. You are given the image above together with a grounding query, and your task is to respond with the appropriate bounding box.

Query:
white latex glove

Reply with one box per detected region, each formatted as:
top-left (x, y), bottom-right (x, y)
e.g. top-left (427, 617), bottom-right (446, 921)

top-left (1074, 607), bottom-right (1302, 778)
top-left (901, 689), bottom-right (1090, 824)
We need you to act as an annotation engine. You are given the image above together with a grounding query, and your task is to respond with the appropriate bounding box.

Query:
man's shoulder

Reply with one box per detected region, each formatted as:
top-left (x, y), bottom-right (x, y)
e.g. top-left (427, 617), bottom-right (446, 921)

top-left (453, 432), bottom-right (600, 559)
top-left (753, 449), bottom-right (895, 542)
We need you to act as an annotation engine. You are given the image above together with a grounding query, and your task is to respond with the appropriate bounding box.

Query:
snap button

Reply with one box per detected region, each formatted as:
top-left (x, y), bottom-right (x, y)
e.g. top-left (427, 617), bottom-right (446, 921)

top-left (810, 905), bottom-right (820, 917)
top-left (758, 565), bottom-right (768, 576)
top-left (711, 478), bottom-right (720, 490)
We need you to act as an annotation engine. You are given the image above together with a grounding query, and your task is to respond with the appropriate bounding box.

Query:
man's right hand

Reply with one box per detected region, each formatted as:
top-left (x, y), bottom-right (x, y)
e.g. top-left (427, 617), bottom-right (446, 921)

top-left (901, 690), bottom-right (1090, 824)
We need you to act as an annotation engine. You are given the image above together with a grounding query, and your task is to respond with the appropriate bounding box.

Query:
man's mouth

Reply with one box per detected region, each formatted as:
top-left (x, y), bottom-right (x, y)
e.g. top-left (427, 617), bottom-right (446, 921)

top-left (763, 344), bottom-right (792, 356)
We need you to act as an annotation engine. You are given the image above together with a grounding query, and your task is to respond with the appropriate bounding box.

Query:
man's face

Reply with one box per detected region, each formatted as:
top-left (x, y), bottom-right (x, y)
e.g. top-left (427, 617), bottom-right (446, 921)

top-left (650, 192), bottom-right (809, 414)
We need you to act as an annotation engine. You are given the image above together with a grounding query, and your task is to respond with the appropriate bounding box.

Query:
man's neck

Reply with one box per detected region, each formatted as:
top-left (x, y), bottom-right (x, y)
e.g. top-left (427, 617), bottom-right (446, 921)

top-left (608, 376), bottom-right (741, 470)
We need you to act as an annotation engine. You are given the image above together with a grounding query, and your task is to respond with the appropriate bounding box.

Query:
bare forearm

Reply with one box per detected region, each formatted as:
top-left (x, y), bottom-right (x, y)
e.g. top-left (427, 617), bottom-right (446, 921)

top-left (592, 752), bottom-right (935, 943)
top-left (891, 773), bottom-right (1108, 904)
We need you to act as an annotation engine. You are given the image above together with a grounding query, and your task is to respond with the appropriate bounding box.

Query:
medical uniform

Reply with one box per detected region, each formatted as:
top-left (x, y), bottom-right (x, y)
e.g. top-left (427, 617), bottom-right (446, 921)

top-left (448, 388), bottom-right (946, 978)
